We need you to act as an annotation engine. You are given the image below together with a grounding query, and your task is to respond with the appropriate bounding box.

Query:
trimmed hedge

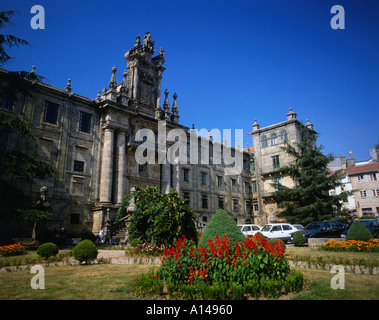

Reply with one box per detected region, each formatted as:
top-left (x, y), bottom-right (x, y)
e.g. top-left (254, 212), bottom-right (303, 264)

top-left (292, 231), bottom-right (306, 247)
top-left (37, 242), bottom-right (59, 259)
top-left (199, 209), bottom-right (246, 249)
top-left (73, 239), bottom-right (98, 264)
top-left (346, 221), bottom-right (373, 241)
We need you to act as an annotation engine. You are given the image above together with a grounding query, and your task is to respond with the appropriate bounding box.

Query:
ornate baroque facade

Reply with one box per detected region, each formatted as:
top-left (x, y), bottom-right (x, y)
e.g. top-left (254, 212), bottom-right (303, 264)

top-left (0, 33), bottom-right (253, 237)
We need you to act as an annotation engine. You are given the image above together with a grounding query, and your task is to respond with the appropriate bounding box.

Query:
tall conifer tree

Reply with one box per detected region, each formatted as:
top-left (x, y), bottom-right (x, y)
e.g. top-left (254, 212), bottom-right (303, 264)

top-left (271, 126), bottom-right (349, 224)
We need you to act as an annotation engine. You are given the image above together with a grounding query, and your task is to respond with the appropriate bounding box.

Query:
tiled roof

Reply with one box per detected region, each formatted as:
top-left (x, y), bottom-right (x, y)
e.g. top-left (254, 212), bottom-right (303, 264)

top-left (347, 162), bottom-right (379, 175)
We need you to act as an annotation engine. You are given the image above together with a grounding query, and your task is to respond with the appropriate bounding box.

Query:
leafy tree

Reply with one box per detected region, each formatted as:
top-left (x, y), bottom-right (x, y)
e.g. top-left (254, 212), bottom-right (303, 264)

top-left (0, 10), bottom-right (56, 241)
top-left (271, 126), bottom-right (350, 225)
top-left (0, 10), bottom-right (30, 66)
top-left (118, 186), bottom-right (198, 247)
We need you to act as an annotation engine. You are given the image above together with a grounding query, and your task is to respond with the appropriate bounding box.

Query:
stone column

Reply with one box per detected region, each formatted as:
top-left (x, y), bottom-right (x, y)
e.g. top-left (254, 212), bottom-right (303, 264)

top-left (116, 130), bottom-right (127, 204)
top-left (133, 65), bottom-right (139, 99)
top-left (161, 162), bottom-right (171, 194)
top-left (172, 164), bottom-right (180, 192)
top-left (99, 127), bottom-right (114, 203)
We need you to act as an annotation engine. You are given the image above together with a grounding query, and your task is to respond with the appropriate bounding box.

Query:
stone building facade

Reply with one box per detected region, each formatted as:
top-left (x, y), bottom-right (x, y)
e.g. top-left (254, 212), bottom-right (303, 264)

top-left (0, 33), bottom-right (252, 237)
top-left (246, 109), bottom-right (316, 225)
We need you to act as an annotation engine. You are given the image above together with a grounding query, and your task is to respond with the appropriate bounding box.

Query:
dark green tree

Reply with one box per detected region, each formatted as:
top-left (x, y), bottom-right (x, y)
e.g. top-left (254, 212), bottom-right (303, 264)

top-left (0, 10), bottom-right (56, 242)
top-left (271, 126), bottom-right (350, 224)
top-left (117, 186), bottom-right (198, 247)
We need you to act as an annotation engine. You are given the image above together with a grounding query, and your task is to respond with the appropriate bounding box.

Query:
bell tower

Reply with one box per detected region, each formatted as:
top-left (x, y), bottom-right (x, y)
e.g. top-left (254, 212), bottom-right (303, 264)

top-left (124, 32), bottom-right (166, 117)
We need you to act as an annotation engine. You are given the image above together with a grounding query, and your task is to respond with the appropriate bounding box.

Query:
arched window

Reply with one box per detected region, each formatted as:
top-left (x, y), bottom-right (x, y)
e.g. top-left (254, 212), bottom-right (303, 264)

top-left (270, 133), bottom-right (278, 146)
top-left (261, 135), bottom-right (268, 148)
top-left (280, 130), bottom-right (288, 143)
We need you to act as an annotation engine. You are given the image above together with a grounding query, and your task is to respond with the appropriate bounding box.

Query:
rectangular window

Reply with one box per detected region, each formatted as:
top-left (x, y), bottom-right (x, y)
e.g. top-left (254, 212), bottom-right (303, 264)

top-left (272, 155), bottom-right (280, 170)
top-left (357, 175), bottom-right (367, 183)
top-left (360, 190), bottom-right (367, 199)
top-left (201, 172), bottom-right (207, 185)
top-left (244, 181), bottom-right (250, 193)
top-left (252, 181), bottom-right (257, 193)
top-left (231, 178), bottom-right (237, 189)
top-left (369, 174), bottom-right (377, 182)
top-left (253, 203), bottom-right (259, 212)
top-left (70, 213), bottom-right (80, 225)
top-left (218, 196), bottom-right (224, 209)
top-left (183, 168), bottom-right (189, 182)
top-left (373, 189), bottom-right (379, 197)
top-left (217, 175), bottom-right (223, 188)
top-left (201, 195), bottom-right (208, 209)
top-left (79, 111), bottom-right (91, 133)
top-left (73, 160), bottom-right (85, 172)
top-left (44, 101), bottom-right (59, 124)
top-left (250, 159), bottom-right (255, 172)
top-left (0, 94), bottom-right (13, 109)
top-left (233, 199), bottom-right (239, 211)
top-left (183, 192), bottom-right (190, 205)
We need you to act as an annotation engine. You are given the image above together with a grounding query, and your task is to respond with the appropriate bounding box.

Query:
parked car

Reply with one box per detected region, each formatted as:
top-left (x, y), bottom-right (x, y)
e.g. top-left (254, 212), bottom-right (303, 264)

top-left (293, 224), bottom-right (304, 230)
top-left (296, 221), bottom-right (347, 239)
top-left (341, 219), bottom-right (379, 238)
top-left (260, 223), bottom-right (297, 243)
top-left (239, 224), bottom-right (262, 236)
top-left (362, 212), bottom-right (376, 218)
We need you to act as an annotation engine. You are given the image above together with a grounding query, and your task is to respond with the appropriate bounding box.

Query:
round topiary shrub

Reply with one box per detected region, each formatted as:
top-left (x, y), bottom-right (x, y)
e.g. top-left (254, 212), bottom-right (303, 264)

top-left (37, 242), bottom-right (59, 259)
top-left (199, 209), bottom-right (246, 250)
top-left (268, 238), bottom-right (286, 249)
top-left (346, 221), bottom-right (373, 241)
top-left (73, 239), bottom-right (98, 264)
top-left (292, 231), bottom-right (306, 247)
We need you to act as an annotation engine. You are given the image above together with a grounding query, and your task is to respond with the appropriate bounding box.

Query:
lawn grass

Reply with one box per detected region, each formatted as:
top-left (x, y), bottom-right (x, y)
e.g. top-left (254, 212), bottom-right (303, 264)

top-left (286, 246), bottom-right (379, 271)
top-left (293, 267), bottom-right (379, 300)
top-left (1, 246), bottom-right (378, 300)
top-left (0, 264), bottom-right (158, 300)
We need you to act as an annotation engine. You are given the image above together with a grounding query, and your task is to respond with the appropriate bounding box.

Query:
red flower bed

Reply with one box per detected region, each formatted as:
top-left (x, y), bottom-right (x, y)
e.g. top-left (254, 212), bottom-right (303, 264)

top-left (159, 233), bottom-right (289, 285)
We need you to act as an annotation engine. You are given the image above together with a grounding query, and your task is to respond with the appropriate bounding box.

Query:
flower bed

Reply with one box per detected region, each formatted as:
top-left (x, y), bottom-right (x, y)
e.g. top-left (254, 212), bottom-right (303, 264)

top-left (322, 239), bottom-right (379, 252)
top-left (134, 233), bottom-right (304, 299)
top-left (0, 243), bottom-right (26, 257)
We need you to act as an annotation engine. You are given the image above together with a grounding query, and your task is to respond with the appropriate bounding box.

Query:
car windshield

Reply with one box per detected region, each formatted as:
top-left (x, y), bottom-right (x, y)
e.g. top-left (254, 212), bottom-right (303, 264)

top-left (305, 222), bottom-right (323, 230)
top-left (261, 225), bottom-right (272, 232)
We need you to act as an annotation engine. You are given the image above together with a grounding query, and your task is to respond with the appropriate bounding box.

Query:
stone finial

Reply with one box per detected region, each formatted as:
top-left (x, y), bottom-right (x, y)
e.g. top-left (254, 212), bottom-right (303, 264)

top-left (96, 90), bottom-right (102, 102)
top-left (120, 69), bottom-right (128, 92)
top-left (305, 119), bottom-right (313, 130)
top-left (65, 79), bottom-right (72, 92)
top-left (222, 134), bottom-right (226, 145)
top-left (134, 34), bottom-right (141, 47)
top-left (286, 108), bottom-right (297, 121)
top-left (159, 47), bottom-right (165, 57)
top-left (171, 93), bottom-right (179, 123)
top-left (108, 65), bottom-right (117, 89)
top-left (142, 32), bottom-right (155, 52)
top-left (163, 89), bottom-right (171, 120)
top-left (252, 118), bottom-right (260, 130)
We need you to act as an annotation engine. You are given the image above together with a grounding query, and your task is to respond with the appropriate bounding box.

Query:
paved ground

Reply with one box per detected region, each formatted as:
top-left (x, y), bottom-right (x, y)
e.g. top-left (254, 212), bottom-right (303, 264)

top-left (98, 250), bottom-right (161, 265)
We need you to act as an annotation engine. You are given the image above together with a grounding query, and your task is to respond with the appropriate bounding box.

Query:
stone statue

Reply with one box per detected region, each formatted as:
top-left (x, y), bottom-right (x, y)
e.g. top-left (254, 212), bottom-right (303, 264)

top-left (35, 186), bottom-right (50, 211)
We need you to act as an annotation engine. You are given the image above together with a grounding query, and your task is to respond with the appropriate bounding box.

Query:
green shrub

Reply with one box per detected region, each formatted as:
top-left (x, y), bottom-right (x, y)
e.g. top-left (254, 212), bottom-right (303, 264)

top-left (283, 269), bottom-right (304, 293)
top-left (37, 242), bottom-right (59, 259)
top-left (346, 221), bottom-right (373, 241)
top-left (292, 231), bottom-right (306, 247)
top-left (131, 237), bottom-right (143, 247)
top-left (73, 239), bottom-right (98, 264)
top-left (80, 230), bottom-right (96, 242)
top-left (199, 209), bottom-right (246, 249)
top-left (268, 238), bottom-right (287, 249)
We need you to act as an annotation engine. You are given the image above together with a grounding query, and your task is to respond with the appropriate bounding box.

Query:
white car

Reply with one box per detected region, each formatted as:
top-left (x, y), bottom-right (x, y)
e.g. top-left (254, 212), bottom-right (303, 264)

top-left (239, 224), bottom-right (262, 236)
top-left (260, 223), bottom-right (297, 243)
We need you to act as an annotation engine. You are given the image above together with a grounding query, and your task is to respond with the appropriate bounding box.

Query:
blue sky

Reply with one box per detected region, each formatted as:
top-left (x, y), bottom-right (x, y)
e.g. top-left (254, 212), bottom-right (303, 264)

top-left (2, 0), bottom-right (379, 161)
